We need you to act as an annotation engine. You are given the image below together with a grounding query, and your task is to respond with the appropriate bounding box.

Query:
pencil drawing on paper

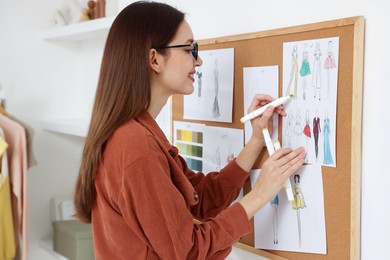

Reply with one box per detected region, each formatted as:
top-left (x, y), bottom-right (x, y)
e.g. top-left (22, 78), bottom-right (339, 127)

top-left (212, 59), bottom-right (221, 118)
top-left (285, 44), bottom-right (299, 99)
top-left (183, 48), bottom-right (234, 123)
top-left (270, 195), bottom-right (279, 245)
top-left (300, 43), bottom-right (311, 100)
top-left (292, 174), bottom-right (306, 247)
top-left (312, 42), bottom-right (323, 101)
top-left (282, 37), bottom-right (339, 167)
top-left (324, 40), bottom-right (336, 98)
top-left (323, 112), bottom-right (334, 165)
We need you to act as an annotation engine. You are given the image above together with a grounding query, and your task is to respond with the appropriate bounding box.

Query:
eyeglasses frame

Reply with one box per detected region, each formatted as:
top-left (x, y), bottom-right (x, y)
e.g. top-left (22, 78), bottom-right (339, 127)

top-left (154, 42), bottom-right (198, 60)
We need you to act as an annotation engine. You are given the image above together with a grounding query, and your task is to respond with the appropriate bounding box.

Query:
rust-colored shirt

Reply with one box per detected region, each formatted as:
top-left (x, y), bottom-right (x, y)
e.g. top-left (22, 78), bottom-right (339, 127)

top-left (92, 112), bottom-right (251, 259)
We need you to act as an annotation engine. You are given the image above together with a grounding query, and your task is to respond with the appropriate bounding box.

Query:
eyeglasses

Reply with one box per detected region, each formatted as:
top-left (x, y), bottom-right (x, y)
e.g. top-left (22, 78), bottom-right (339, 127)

top-left (155, 42), bottom-right (198, 60)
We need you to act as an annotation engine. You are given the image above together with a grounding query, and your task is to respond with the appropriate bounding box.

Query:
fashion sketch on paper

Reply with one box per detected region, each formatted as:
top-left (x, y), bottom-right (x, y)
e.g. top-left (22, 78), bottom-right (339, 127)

top-left (285, 111), bottom-right (294, 148)
top-left (323, 113), bottom-right (334, 165)
top-left (285, 44), bottom-right (299, 99)
top-left (300, 43), bottom-right (311, 100)
top-left (226, 144), bottom-right (235, 164)
top-left (213, 146), bottom-right (221, 171)
top-left (293, 110), bottom-right (303, 137)
top-left (212, 59), bottom-right (221, 118)
top-left (303, 110), bottom-right (311, 162)
top-left (195, 67), bottom-right (203, 97)
top-left (324, 40), bottom-right (336, 98)
top-left (313, 111), bottom-right (321, 160)
top-left (312, 42), bottom-right (323, 100)
top-left (292, 174), bottom-right (306, 247)
top-left (270, 195), bottom-right (279, 244)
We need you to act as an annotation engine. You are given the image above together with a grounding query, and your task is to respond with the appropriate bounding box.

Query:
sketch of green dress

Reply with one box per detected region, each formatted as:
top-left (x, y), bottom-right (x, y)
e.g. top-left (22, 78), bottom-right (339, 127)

top-left (300, 57), bottom-right (311, 77)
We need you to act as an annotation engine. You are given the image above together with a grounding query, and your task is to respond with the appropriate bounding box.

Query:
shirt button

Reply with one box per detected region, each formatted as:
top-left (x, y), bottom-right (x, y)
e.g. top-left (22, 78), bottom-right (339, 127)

top-left (194, 192), bottom-right (199, 201)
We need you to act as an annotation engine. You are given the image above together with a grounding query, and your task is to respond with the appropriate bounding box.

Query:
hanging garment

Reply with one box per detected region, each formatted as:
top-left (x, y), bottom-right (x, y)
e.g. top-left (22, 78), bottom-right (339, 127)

top-left (9, 115), bottom-right (37, 168)
top-left (0, 114), bottom-right (28, 260)
top-left (0, 130), bottom-right (16, 260)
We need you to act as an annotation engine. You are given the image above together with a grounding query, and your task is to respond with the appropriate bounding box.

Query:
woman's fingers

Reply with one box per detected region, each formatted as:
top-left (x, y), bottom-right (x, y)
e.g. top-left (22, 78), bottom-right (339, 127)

top-left (270, 146), bottom-right (306, 171)
top-left (247, 94), bottom-right (274, 113)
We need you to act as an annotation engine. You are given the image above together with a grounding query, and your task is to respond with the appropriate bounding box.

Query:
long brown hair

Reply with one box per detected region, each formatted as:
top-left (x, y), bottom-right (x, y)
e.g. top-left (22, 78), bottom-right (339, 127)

top-left (74, 1), bottom-right (185, 223)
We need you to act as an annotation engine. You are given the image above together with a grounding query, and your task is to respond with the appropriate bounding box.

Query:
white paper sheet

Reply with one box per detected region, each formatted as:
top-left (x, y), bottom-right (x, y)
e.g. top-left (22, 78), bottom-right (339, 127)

top-left (250, 164), bottom-right (326, 254)
top-left (202, 126), bottom-right (244, 173)
top-left (282, 37), bottom-right (339, 167)
top-left (243, 66), bottom-right (279, 144)
top-left (184, 48), bottom-right (234, 123)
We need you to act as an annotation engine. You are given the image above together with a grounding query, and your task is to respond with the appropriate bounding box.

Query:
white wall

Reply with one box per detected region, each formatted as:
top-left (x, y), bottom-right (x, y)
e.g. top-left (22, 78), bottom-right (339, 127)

top-left (0, 0), bottom-right (389, 259)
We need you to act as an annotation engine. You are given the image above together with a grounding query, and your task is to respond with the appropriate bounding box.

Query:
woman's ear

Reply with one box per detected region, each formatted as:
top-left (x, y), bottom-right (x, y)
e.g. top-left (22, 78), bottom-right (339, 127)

top-left (149, 48), bottom-right (161, 74)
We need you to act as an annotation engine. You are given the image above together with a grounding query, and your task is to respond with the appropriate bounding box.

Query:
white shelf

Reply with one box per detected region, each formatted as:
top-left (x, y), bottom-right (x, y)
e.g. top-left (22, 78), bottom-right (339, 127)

top-left (40, 239), bottom-right (69, 260)
top-left (41, 16), bottom-right (115, 41)
top-left (42, 119), bottom-right (89, 137)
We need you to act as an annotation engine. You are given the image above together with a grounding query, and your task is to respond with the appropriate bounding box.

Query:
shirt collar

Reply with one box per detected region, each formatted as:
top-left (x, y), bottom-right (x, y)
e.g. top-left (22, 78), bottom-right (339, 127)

top-left (135, 111), bottom-right (173, 152)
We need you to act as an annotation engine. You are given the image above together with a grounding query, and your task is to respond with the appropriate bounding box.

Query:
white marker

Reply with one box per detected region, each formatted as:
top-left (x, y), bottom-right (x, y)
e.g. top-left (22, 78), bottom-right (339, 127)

top-left (261, 128), bottom-right (294, 202)
top-left (240, 94), bottom-right (294, 123)
top-left (273, 140), bottom-right (294, 202)
top-left (262, 128), bottom-right (275, 156)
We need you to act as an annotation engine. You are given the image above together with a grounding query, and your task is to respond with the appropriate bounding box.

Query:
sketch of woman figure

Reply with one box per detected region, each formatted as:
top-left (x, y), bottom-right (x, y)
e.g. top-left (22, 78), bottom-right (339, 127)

top-left (303, 110), bottom-right (311, 162)
top-left (324, 41), bottom-right (336, 98)
top-left (292, 174), bottom-right (306, 247)
top-left (212, 59), bottom-right (220, 118)
top-left (323, 112), bottom-right (334, 165)
top-left (312, 42), bottom-right (322, 100)
top-left (285, 44), bottom-right (299, 99)
top-left (195, 67), bottom-right (203, 97)
top-left (285, 111), bottom-right (294, 147)
top-left (213, 146), bottom-right (221, 170)
top-left (270, 195), bottom-right (279, 244)
top-left (293, 110), bottom-right (303, 136)
top-left (300, 43), bottom-right (311, 100)
top-left (226, 144), bottom-right (234, 163)
top-left (313, 110), bottom-right (321, 161)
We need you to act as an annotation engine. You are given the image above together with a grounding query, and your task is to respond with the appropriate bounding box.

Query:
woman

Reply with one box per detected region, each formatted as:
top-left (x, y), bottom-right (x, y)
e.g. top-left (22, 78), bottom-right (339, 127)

top-left (74, 2), bottom-right (306, 259)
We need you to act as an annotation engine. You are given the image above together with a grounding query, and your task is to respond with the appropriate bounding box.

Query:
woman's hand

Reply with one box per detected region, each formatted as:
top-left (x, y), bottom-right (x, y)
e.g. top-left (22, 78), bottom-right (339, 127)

top-left (239, 146), bottom-right (306, 219)
top-left (247, 94), bottom-right (287, 143)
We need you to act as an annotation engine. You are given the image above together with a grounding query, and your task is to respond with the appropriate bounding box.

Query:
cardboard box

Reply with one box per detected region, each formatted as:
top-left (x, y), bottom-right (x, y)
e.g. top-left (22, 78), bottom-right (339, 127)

top-left (53, 220), bottom-right (94, 260)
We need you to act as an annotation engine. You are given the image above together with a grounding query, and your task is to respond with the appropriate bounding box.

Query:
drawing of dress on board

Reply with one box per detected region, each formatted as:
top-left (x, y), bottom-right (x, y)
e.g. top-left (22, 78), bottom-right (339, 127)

top-left (292, 174), bottom-right (306, 247)
top-left (300, 44), bottom-right (311, 100)
top-left (303, 110), bottom-right (311, 162)
top-left (285, 112), bottom-right (294, 148)
top-left (196, 67), bottom-right (203, 97)
top-left (313, 113), bottom-right (321, 160)
top-left (312, 43), bottom-right (322, 100)
top-left (324, 41), bottom-right (336, 98)
top-left (270, 195), bottom-right (279, 244)
top-left (285, 45), bottom-right (299, 99)
top-left (212, 59), bottom-right (220, 118)
top-left (323, 115), bottom-right (334, 165)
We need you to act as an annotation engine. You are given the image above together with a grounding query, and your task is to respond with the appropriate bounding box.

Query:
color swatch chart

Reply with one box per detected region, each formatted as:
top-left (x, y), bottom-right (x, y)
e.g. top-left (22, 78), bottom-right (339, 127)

top-left (175, 128), bottom-right (203, 172)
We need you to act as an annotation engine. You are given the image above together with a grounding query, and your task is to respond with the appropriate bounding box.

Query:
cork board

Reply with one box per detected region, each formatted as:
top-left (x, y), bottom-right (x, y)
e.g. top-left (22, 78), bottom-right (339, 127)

top-left (172, 16), bottom-right (364, 259)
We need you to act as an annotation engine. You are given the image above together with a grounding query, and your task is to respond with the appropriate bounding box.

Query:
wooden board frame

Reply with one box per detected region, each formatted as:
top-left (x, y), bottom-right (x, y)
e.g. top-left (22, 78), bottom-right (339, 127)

top-left (172, 16), bottom-right (364, 259)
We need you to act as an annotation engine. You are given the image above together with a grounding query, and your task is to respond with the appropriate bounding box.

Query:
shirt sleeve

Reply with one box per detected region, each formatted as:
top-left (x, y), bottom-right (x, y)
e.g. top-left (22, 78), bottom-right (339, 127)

top-left (178, 155), bottom-right (249, 221)
top-left (118, 153), bottom-right (251, 260)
